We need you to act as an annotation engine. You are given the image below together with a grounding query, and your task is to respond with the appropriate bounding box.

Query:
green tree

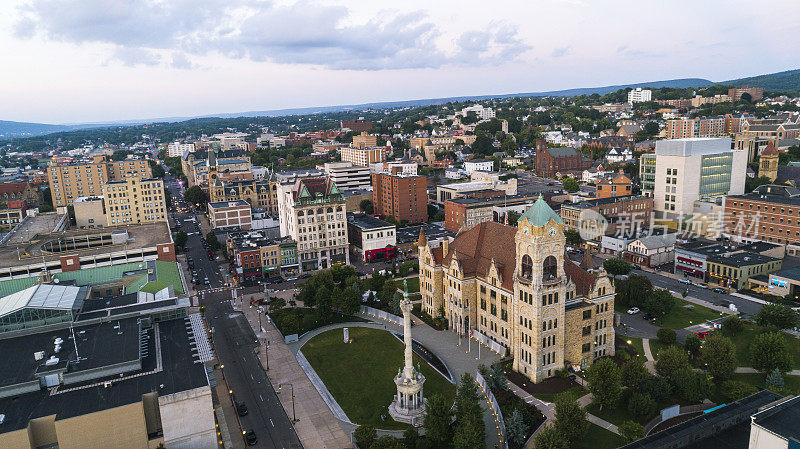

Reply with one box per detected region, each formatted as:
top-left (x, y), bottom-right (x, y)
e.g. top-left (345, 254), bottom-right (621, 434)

top-left (341, 286), bottom-right (361, 315)
top-left (655, 346), bottom-right (690, 384)
top-left (151, 163), bottom-right (166, 178)
top-left (614, 275), bottom-right (653, 308)
top-left (721, 315), bottom-right (745, 336)
top-left (639, 375), bottom-right (672, 402)
top-left (354, 425), bottom-right (377, 449)
top-left (755, 304), bottom-right (799, 330)
top-left (205, 232), bottom-right (220, 251)
top-left (280, 313), bottom-right (299, 335)
top-left (505, 409), bottom-right (528, 446)
top-left (620, 358), bottom-right (649, 389)
top-left (452, 414), bottom-right (485, 449)
top-left (674, 367), bottom-right (712, 402)
top-left (564, 229), bottom-right (583, 246)
top-left (765, 368), bottom-right (785, 390)
top-left (684, 333), bottom-right (702, 357)
top-left (534, 424), bottom-right (568, 449)
top-left (746, 176), bottom-right (772, 193)
top-left (360, 199), bottom-right (374, 214)
top-left (627, 392), bottom-right (656, 421)
top-left (586, 357), bottom-right (622, 411)
top-left (554, 393), bottom-right (588, 444)
top-left (403, 427), bottom-right (418, 449)
top-left (720, 380), bottom-right (758, 401)
top-left (370, 435), bottom-right (405, 449)
top-left (643, 289), bottom-right (675, 322)
top-left (750, 332), bottom-right (792, 373)
top-left (562, 177), bottom-right (580, 192)
top-left (603, 257), bottom-right (632, 279)
top-left (184, 185), bottom-right (208, 206)
top-left (702, 335), bottom-right (737, 381)
top-left (174, 231), bottom-right (188, 250)
top-left (618, 421), bottom-right (645, 443)
top-left (657, 328), bottom-right (677, 345)
top-left (423, 394), bottom-right (453, 447)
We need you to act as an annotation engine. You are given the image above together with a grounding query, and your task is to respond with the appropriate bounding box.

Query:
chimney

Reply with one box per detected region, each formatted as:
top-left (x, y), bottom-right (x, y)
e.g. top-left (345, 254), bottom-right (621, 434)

top-left (442, 238), bottom-right (450, 255)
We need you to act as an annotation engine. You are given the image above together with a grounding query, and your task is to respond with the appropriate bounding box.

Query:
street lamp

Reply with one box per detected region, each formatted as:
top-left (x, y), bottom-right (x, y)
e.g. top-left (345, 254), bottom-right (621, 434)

top-left (278, 383), bottom-right (297, 422)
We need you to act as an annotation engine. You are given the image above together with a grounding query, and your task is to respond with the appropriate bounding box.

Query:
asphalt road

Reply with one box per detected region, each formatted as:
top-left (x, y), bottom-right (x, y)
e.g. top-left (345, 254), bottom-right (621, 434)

top-left (169, 181), bottom-right (302, 449)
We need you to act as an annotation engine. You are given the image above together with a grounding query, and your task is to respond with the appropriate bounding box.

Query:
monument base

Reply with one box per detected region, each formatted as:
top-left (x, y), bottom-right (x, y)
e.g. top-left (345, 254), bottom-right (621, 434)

top-left (388, 372), bottom-right (426, 427)
top-left (388, 398), bottom-right (427, 427)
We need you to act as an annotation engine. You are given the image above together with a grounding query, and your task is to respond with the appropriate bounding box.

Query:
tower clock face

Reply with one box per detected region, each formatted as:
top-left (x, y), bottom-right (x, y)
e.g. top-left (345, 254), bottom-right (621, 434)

top-left (522, 227), bottom-right (529, 235)
top-left (548, 227), bottom-right (556, 237)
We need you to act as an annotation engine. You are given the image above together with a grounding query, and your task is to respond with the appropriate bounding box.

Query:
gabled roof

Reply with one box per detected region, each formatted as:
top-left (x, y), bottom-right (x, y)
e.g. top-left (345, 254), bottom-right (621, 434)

top-left (564, 258), bottom-right (597, 296)
top-left (292, 177), bottom-right (341, 202)
top-left (519, 195), bottom-right (563, 227)
top-left (762, 141), bottom-right (778, 157)
top-left (543, 147), bottom-right (579, 158)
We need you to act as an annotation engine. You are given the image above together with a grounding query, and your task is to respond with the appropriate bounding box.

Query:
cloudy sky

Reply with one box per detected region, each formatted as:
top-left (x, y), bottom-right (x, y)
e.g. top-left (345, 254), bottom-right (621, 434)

top-left (2, 0), bottom-right (798, 124)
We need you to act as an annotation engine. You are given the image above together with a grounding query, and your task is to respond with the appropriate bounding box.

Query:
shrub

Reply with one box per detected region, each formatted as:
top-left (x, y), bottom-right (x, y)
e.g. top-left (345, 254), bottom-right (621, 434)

top-left (657, 327), bottom-right (677, 345)
top-left (765, 368), bottom-right (785, 391)
top-left (618, 421), bottom-right (645, 443)
top-left (354, 425), bottom-right (377, 449)
top-left (720, 380), bottom-right (758, 402)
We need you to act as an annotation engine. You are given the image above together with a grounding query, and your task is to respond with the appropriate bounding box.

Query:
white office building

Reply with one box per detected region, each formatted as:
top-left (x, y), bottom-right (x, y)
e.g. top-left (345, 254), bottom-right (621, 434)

top-left (627, 88), bottom-right (652, 104)
top-left (167, 141), bottom-right (195, 157)
top-left (642, 138), bottom-right (746, 218)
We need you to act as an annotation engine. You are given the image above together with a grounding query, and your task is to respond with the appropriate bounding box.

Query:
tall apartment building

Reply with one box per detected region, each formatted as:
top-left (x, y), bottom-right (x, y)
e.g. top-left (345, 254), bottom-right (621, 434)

top-left (371, 173), bottom-right (428, 223)
top-left (321, 162), bottom-right (371, 190)
top-left (277, 177), bottom-right (349, 272)
top-left (339, 146), bottom-right (387, 166)
top-left (666, 116), bottom-right (727, 139)
top-left (640, 138), bottom-right (746, 217)
top-left (418, 197), bottom-right (615, 382)
top-left (457, 104), bottom-right (496, 120)
top-left (166, 141), bottom-right (196, 157)
top-left (340, 119), bottom-right (373, 133)
top-left (47, 155), bottom-right (151, 208)
top-left (102, 177), bottom-right (167, 225)
top-left (627, 88), bottom-right (652, 104)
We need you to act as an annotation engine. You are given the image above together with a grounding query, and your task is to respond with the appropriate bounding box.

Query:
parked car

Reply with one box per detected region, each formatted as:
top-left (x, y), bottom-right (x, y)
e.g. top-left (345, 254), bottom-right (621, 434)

top-left (203, 277), bottom-right (210, 285)
top-left (712, 287), bottom-right (726, 294)
top-left (236, 401), bottom-right (248, 416)
top-left (244, 430), bottom-right (257, 445)
top-left (642, 313), bottom-right (656, 321)
top-left (678, 278), bottom-right (692, 284)
top-left (695, 331), bottom-right (712, 339)
top-left (627, 307), bottom-right (640, 315)
top-left (631, 264), bottom-right (641, 270)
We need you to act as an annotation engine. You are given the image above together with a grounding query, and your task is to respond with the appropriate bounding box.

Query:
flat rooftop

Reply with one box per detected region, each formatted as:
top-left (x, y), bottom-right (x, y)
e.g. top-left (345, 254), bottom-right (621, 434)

top-left (347, 213), bottom-right (394, 231)
top-left (0, 222), bottom-right (172, 270)
top-left (4, 213), bottom-right (67, 245)
top-left (0, 317), bottom-right (208, 433)
top-left (709, 251), bottom-right (780, 267)
top-left (397, 223), bottom-right (454, 244)
top-left (752, 395), bottom-right (800, 443)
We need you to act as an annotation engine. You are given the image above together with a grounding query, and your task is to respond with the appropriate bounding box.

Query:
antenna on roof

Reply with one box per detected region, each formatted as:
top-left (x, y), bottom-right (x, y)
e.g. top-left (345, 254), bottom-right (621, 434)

top-left (70, 322), bottom-right (80, 363)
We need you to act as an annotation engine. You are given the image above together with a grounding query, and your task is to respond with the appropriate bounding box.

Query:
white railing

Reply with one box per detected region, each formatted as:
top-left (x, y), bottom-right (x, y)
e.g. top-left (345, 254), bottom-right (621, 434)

top-left (475, 371), bottom-right (507, 449)
top-left (360, 305), bottom-right (403, 326)
top-left (472, 329), bottom-right (507, 355)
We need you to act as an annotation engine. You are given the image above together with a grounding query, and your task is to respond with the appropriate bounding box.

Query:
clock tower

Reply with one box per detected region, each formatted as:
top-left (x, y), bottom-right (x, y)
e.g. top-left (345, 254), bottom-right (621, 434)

top-left (512, 195), bottom-right (569, 382)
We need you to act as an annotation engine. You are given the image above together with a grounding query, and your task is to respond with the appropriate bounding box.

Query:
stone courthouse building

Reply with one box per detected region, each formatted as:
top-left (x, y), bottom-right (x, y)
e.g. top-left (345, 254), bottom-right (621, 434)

top-left (418, 196), bottom-right (615, 382)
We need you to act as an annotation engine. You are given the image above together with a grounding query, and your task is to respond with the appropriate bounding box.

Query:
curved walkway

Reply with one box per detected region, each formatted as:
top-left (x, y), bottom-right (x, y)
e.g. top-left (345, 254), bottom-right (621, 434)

top-left (642, 338), bottom-right (656, 374)
top-left (291, 313), bottom-right (503, 446)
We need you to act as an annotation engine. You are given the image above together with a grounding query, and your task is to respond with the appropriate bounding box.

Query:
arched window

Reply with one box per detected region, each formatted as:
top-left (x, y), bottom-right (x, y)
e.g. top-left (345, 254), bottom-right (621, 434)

top-left (543, 255), bottom-right (557, 281)
top-left (521, 255), bottom-right (533, 279)
top-left (327, 207), bottom-right (333, 213)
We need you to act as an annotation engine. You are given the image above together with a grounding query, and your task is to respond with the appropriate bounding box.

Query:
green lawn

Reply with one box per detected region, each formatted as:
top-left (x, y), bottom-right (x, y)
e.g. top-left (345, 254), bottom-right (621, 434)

top-left (586, 399), bottom-right (637, 427)
top-left (402, 276), bottom-right (420, 293)
top-left (531, 385), bottom-right (585, 403)
top-left (302, 327), bottom-right (456, 429)
top-left (270, 307), bottom-right (366, 336)
top-left (620, 337), bottom-right (645, 357)
top-left (573, 423), bottom-right (626, 449)
top-left (140, 280), bottom-right (170, 294)
top-left (659, 299), bottom-right (727, 330)
top-left (649, 340), bottom-right (682, 359)
top-left (728, 324), bottom-right (800, 370)
top-left (729, 372), bottom-right (800, 395)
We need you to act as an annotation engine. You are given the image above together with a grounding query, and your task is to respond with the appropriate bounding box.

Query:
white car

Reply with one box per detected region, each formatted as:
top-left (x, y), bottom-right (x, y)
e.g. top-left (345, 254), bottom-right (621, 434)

top-left (627, 307), bottom-right (640, 315)
top-left (678, 278), bottom-right (692, 284)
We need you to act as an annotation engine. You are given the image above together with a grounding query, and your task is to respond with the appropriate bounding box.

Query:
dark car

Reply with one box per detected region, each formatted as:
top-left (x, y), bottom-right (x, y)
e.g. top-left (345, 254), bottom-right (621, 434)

top-left (631, 264), bottom-right (641, 270)
top-left (711, 287), bottom-right (726, 294)
top-left (642, 313), bottom-right (656, 321)
top-left (236, 401), bottom-right (248, 416)
top-left (244, 430), bottom-right (258, 445)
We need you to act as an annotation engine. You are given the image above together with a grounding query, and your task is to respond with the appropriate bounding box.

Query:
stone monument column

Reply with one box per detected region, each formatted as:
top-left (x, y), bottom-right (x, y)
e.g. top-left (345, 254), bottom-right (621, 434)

top-left (389, 280), bottom-right (427, 426)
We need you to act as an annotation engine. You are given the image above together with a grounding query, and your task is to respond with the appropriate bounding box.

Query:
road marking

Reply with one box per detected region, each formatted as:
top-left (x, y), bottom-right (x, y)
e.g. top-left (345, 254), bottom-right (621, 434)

top-left (260, 394), bottom-right (264, 402)
top-left (270, 419), bottom-right (274, 427)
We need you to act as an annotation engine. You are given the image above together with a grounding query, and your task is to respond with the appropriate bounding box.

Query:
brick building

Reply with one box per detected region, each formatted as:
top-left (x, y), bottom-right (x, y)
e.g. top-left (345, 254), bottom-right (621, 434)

top-left (47, 155), bottom-right (151, 208)
top-left (723, 184), bottom-right (800, 254)
top-left (340, 119), bottom-right (373, 133)
top-left (371, 173), bottom-right (428, 223)
top-left (560, 195), bottom-right (653, 236)
top-left (208, 200), bottom-right (252, 230)
top-left (595, 173), bottom-right (632, 199)
top-left (535, 147), bottom-right (592, 178)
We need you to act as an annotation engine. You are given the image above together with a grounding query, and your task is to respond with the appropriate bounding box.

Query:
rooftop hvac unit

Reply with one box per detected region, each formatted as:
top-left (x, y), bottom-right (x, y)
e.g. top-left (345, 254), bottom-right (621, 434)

top-left (45, 356), bottom-right (59, 366)
top-left (54, 337), bottom-right (64, 345)
top-left (34, 351), bottom-right (45, 361)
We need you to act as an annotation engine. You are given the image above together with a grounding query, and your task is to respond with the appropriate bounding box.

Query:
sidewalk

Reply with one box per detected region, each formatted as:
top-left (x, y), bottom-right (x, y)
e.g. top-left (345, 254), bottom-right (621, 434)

top-left (642, 338), bottom-right (656, 374)
top-left (235, 297), bottom-right (354, 449)
top-left (735, 367), bottom-right (800, 375)
top-left (576, 393), bottom-right (620, 435)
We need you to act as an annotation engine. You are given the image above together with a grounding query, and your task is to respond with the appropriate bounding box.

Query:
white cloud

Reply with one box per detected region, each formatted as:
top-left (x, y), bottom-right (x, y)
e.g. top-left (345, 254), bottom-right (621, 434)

top-left (14, 0), bottom-right (530, 70)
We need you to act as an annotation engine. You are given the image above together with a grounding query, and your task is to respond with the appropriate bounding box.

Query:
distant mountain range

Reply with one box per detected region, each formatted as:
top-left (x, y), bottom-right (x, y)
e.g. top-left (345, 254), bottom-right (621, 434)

top-left (3, 68), bottom-right (797, 140)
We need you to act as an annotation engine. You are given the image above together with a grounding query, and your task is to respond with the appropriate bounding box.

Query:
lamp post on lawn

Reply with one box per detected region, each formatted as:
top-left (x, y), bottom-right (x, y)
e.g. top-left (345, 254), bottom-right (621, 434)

top-left (278, 383), bottom-right (297, 422)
